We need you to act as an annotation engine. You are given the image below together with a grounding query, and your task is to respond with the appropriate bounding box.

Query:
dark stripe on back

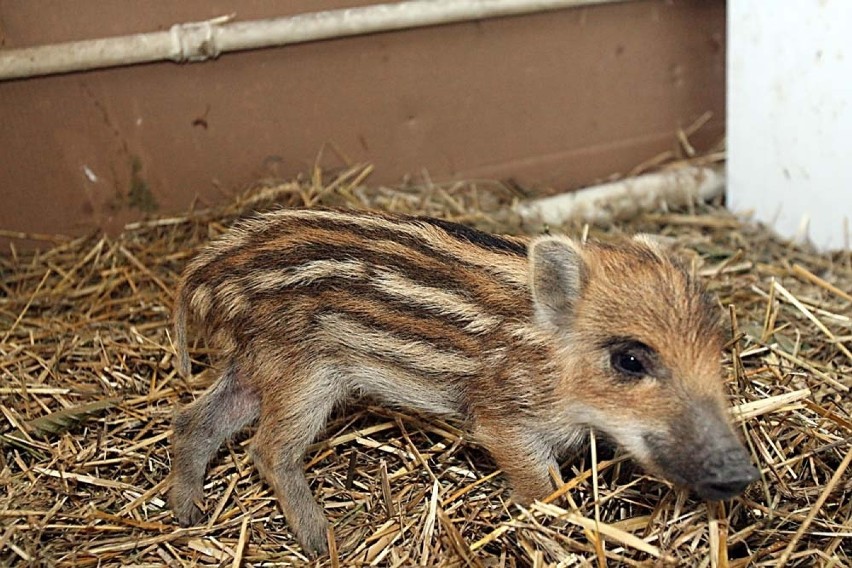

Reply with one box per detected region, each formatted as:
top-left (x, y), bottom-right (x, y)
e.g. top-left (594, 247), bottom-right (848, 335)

top-left (413, 216), bottom-right (527, 256)
top-left (187, 239), bottom-right (526, 321)
top-left (188, 210), bottom-right (526, 291)
top-left (247, 256), bottom-right (532, 327)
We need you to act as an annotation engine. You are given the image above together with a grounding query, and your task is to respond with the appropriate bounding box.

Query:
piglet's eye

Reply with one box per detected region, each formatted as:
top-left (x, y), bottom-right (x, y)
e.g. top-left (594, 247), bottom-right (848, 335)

top-left (611, 351), bottom-right (647, 377)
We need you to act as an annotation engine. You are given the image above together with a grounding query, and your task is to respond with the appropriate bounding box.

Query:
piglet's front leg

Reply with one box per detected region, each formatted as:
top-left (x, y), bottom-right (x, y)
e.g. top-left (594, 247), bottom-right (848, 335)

top-left (475, 420), bottom-right (559, 506)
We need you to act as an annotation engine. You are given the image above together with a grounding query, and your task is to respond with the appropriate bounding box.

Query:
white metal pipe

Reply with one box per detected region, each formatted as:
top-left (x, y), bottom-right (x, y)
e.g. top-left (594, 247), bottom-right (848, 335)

top-left (0, 0), bottom-right (626, 81)
top-left (516, 166), bottom-right (726, 227)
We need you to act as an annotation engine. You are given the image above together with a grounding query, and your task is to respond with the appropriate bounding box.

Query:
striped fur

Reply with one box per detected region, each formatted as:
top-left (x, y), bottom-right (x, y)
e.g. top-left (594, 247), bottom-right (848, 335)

top-left (175, 209), bottom-right (532, 382)
top-left (169, 208), bottom-right (757, 557)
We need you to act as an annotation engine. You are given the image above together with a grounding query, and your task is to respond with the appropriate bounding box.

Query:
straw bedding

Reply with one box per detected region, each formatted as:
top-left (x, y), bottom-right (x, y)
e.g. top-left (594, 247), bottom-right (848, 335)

top-left (1, 165), bottom-right (850, 567)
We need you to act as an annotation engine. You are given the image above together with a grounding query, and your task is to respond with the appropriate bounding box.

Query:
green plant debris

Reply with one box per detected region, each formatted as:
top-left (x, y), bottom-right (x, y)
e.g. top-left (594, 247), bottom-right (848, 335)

top-left (128, 156), bottom-right (158, 213)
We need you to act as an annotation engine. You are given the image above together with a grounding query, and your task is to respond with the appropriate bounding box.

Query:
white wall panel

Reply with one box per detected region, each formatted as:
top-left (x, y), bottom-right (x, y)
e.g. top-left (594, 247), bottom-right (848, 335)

top-left (728, 0), bottom-right (852, 250)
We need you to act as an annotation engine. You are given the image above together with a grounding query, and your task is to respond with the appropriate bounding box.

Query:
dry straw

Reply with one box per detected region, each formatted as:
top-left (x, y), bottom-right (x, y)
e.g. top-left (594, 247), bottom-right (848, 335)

top-left (1, 160), bottom-right (850, 566)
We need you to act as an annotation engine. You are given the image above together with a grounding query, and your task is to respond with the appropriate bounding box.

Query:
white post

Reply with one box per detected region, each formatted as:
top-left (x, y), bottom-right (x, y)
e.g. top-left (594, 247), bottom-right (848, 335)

top-left (727, 1), bottom-right (852, 250)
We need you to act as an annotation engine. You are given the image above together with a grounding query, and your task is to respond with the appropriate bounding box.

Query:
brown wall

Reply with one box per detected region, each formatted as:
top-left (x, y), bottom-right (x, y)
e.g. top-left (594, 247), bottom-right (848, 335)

top-left (0, 0), bottom-right (725, 238)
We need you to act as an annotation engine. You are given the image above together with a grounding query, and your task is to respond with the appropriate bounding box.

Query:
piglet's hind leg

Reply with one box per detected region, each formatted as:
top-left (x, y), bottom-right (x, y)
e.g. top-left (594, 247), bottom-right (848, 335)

top-left (170, 364), bottom-right (260, 526)
top-left (250, 378), bottom-right (342, 558)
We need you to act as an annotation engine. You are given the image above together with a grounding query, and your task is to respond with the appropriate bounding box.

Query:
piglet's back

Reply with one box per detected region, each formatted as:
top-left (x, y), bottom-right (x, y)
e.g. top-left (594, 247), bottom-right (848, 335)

top-left (173, 208), bottom-right (533, 376)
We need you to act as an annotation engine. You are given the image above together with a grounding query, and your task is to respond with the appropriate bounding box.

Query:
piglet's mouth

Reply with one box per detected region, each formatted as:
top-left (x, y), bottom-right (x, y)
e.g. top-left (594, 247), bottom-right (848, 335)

top-left (694, 474), bottom-right (757, 500)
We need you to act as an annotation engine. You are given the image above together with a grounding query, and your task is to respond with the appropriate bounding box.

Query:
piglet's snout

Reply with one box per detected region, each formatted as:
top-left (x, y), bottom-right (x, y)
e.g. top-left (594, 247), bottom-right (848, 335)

top-left (691, 404), bottom-right (760, 500)
top-left (648, 401), bottom-right (759, 501)
top-left (694, 444), bottom-right (759, 501)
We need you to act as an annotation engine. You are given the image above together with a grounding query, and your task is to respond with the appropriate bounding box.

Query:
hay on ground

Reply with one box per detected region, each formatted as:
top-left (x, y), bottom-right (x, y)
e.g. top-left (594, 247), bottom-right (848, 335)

top-left (1, 163), bottom-right (850, 567)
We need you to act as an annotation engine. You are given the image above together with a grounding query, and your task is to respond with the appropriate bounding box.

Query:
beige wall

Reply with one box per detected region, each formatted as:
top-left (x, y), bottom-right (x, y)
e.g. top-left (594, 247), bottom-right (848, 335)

top-left (0, 0), bottom-right (725, 239)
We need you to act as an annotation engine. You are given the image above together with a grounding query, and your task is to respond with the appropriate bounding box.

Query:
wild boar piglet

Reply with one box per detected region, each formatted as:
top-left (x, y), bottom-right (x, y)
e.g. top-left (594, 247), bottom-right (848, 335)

top-left (169, 208), bottom-right (758, 557)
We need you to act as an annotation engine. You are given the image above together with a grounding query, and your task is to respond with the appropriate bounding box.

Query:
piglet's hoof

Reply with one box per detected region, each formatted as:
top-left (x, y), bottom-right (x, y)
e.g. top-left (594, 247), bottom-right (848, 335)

top-left (294, 514), bottom-right (330, 559)
top-left (169, 490), bottom-right (205, 527)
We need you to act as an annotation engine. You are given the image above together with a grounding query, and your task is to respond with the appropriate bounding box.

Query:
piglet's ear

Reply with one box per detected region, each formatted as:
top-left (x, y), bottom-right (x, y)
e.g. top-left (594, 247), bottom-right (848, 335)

top-left (529, 236), bottom-right (586, 328)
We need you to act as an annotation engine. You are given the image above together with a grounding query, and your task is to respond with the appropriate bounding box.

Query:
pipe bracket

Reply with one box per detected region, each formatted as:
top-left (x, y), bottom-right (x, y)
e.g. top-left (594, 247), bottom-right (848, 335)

top-left (169, 15), bottom-right (233, 63)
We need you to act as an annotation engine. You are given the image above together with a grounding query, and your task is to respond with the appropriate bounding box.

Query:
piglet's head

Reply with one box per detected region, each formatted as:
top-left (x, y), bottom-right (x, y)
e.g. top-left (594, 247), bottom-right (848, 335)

top-left (529, 235), bottom-right (759, 500)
